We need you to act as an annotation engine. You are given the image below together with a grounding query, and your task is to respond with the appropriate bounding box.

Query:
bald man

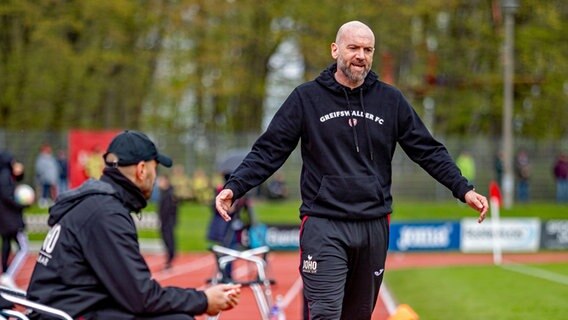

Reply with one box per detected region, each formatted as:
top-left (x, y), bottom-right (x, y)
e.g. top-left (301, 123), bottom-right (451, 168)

top-left (216, 21), bottom-right (487, 319)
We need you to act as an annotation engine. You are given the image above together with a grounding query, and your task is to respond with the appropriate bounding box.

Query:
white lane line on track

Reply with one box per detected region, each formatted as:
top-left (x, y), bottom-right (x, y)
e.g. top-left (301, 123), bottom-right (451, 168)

top-left (281, 276), bottom-right (303, 309)
top-left (501, 262), bottom-right (568, 286)
top-left (153, 255), bottom-right (216, 282)
top-left (196, 260), bottom-right (303, 307)
top-left (277, 276), bottom-right (398, 316)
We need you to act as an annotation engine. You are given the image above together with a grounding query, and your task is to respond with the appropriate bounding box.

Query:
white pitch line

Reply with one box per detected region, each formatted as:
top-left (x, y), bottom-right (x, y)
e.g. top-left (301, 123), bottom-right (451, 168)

top-left (379, 281), bottom-right (398, 316)
top-left (280, 276), bottom-right (303, 309)
top-left (500, 263), bottom-right (568, 286)
top-left (276, 276), bottom-right (399, 316)
top-left (153, 255), bottom-right (216, 282)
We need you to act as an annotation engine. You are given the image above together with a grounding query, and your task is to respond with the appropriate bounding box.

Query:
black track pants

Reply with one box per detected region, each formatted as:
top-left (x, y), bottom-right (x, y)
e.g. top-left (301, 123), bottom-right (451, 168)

top-left (299, 215), bottom-right (389, 320)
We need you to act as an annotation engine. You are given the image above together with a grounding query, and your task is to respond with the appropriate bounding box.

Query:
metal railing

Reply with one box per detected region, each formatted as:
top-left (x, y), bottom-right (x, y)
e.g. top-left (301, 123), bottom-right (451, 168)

top-left (2, 129), bottom-right (567, 201)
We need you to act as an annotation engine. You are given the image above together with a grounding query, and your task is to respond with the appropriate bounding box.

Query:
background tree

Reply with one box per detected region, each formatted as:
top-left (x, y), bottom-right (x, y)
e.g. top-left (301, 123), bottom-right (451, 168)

top-left (1, 0), bottom-right (567, 139)
top-left (0, 0), bottom-right (169, 130)
top-left (144, 0), bottom-right (292, 135)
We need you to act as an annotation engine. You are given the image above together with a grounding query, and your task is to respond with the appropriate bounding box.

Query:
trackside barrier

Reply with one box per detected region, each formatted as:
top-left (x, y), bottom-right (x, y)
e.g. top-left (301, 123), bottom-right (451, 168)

top-left (239, 219), bottom-right (563, 252)
top-left (388, 221), bottom-right (461, 252)
top-left (460, 218), bottom-right (540, 252)
top-left (25, 216), bottom-right (568, 252)
top-left (233, 219), bottom-right (568, 252)
top-left (541, 220), bottom-right (568, 250)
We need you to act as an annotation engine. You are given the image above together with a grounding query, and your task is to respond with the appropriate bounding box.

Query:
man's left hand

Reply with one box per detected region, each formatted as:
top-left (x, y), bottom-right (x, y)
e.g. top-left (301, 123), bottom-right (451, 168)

top-left (464, 190), bottom-right (488, 223)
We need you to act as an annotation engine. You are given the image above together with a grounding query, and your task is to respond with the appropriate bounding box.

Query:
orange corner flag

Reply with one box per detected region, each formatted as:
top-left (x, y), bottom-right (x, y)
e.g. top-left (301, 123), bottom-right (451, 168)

top-left (387, 304), bottom-right (419, 320)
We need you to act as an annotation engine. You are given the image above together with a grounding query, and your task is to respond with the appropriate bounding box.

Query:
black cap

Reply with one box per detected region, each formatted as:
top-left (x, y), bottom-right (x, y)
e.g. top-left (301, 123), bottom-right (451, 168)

top-left (104, 130), bottom-right (172, 168)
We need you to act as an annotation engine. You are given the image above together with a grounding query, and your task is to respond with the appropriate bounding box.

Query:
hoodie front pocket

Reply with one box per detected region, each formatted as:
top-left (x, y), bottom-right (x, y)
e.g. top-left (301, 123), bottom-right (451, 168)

top-left (314, 175), bottom-right (384, 207)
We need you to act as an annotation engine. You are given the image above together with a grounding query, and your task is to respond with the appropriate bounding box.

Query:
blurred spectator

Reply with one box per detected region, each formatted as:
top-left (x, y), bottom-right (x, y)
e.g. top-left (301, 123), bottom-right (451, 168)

top-left (157, 174), bottom-right (179, 270)
top-left (456, 150), bottom-right (476, 185)
top-left (150, 182), bottom-right (160, 203)
top-left (515, 149), bottom-right (531, 202)
top-left (192, 168), bottom-right (212, 205)
top-left (57, 149), bottom-right (69, 194)
top-left (494, 151), bottom-right (504, 186)
top-left (266, 172), bottom-right (288, 200)
top-left (170, 164), bottom-right (193, 202)
top-left (34, 143), bottom-right (59, 208)
top-left (0, 151), bottom-right (29, 289)
top-left (553, 152), bottom-right (568, 203)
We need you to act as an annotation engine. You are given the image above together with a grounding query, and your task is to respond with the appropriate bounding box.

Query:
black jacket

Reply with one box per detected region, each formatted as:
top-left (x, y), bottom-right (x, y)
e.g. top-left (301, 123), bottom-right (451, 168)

top-left (225, 63), bottom-right (472, 220)
top-left (0, 151), bottom-right (25, 236)
top-left (27, 168), bottom-right (207, 318)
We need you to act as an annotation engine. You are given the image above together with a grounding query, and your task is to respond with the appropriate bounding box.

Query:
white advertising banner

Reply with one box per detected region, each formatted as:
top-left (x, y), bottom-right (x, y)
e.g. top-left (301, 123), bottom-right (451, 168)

top-left (461, 218), bottom-right (541, 252)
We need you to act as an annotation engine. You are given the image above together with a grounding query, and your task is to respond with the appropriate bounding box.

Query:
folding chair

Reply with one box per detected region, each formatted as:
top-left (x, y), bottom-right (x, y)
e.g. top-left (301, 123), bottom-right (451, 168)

top-left (206, 245), bottom-right (276, 320)
top-left (0, 308), bottom-right (28, 320)
top-left (0, 286), bottom-right (72, 320)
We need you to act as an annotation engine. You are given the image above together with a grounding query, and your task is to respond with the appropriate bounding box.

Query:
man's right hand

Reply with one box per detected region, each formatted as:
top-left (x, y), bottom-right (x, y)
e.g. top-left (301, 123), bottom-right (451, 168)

top-left (215, 189), bottom-right (234, 221)
top-left (204, 284), bottom-right (242, 315)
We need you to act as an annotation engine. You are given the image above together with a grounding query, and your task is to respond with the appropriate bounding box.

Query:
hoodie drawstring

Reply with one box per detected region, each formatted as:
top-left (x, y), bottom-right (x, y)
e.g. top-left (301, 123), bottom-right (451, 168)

top-left (342, 89), bottom-right (360, 153)
top-left (360, 89), bottom-right (374, 160)
top-left (341, 88), bottom-right (374, 160)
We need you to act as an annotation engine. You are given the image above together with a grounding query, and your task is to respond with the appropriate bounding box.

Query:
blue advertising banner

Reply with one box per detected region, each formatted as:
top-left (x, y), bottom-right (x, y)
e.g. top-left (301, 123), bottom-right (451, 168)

top-left (389, 221), bottom-right (461, 252)
top-left (242, 224), bottom-right (300, 251)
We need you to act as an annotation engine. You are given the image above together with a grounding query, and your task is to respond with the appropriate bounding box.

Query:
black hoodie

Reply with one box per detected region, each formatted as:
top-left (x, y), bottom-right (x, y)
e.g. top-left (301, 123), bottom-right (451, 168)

top-left (27, 168), bottom-right (207, 319)
top-left (225, 63), bottom-right (472, 220)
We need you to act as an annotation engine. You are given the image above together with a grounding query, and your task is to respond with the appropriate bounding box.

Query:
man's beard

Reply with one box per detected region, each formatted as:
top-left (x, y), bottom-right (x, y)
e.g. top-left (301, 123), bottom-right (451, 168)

top-left (142, 179), bottom-right (155, 200)
top-left (338, 57), bottom-right (370, 84)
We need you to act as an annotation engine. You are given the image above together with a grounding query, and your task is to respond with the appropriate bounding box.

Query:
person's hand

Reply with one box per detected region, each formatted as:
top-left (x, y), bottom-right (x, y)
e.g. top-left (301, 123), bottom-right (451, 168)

top-left (204, 284), bottom-right (242, 316)
top-left (215, 189), bottom-right (234, 221)
top-left (464, 190), bottom-right (488, 223)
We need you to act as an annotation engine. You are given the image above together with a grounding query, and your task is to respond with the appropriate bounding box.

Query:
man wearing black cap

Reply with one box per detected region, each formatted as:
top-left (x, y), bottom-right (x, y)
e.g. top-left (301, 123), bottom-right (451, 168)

top-left (26, 130), bottom-right (240, 319)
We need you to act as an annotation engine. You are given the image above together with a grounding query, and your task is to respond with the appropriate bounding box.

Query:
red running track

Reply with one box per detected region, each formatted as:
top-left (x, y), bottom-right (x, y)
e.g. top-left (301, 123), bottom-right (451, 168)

top-left (9, 251), bottom-right (568, 320)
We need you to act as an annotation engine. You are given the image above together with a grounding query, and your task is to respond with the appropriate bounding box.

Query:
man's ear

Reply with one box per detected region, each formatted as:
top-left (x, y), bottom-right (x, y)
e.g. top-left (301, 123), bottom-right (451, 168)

top-left (135, 161), bottom-right (146, 179)
top-left (331, 43), bottom-right (339, 59)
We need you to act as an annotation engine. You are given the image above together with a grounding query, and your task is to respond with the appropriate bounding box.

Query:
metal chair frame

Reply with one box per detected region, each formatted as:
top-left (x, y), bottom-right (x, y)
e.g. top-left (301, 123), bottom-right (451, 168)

top-left (207, 245), bottom-right (275, 320)
top-left (0, 308), bottom-right (29, 320)
top-left (0, 286), bottom-right (72, 320)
